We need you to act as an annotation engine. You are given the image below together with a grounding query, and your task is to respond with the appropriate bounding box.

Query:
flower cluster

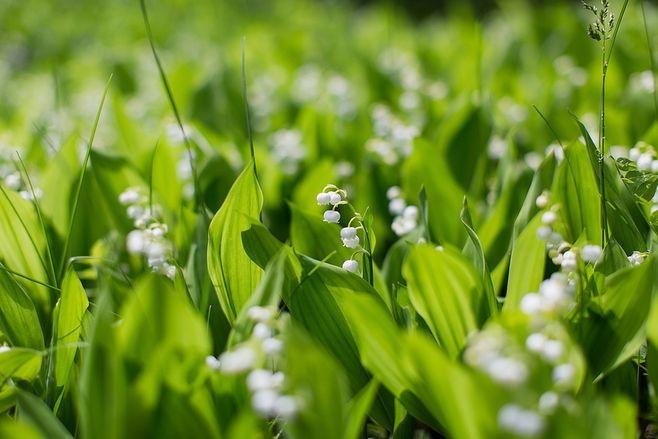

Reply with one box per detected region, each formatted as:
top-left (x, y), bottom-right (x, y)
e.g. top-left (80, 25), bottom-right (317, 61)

top-left (628, 142), bottom-right (658, 174)
top-left (386, 186), bottom-right (419, 236)
top-left (1, 166), bottom-right (43, 201)
top-left (269, 129), bottom-right (307, 175)
top-left (365, 104), bottom-right (419, 165)
top-left (291, 65), bottom-right (356, 119)
top-left (465, 315), bottom-right (583, 437)
top-left (317, 184), bottom-right (367, 273)
top-left (119, 187), bottom-right (176, 279)
top-left (206, 305), bottom-right (299, 420)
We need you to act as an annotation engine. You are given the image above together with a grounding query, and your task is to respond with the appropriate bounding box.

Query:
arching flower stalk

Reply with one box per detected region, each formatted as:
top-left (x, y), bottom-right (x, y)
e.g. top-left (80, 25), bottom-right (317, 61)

top-left (317, 184), bottom-right (375, 285)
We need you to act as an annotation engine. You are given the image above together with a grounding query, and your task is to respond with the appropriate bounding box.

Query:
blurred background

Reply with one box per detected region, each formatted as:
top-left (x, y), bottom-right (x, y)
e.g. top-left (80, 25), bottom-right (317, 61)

top-left (0, 0), bottom-right (657, 248)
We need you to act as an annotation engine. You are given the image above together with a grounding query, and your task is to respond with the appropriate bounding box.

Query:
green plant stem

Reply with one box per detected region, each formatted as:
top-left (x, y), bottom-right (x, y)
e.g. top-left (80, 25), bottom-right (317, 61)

top-left (599, 45), bottom-right (609, 246)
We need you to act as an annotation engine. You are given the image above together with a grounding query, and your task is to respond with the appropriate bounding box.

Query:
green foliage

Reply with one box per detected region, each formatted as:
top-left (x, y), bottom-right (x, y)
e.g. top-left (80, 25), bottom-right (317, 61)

top-left (1, 0), bottom-right (658, 437)
top-left (208, 161), bottom-right (263, 324)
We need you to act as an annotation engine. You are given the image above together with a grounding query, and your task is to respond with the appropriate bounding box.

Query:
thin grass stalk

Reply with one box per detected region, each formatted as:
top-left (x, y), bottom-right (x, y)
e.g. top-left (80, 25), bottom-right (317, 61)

top-left (58, 75), bottom-right (112, 281)
top-left (641, 1), bottom-right (658, 121)
top-left (139, 0), bottom-right (205, 217)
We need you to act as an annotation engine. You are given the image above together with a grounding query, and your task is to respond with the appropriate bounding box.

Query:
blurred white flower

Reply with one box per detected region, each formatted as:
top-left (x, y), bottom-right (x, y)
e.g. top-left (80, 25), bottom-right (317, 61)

top-left (253, 323), bottom-right (273, 340)
top-left (205, 355), bottom-right (221, 371)
top-left (497, 404), bottom-right (545, 438)
top-left (247, 306), bottom-right (274, 323)
top-left (581, 245), bottom-right (602, 263)
top-left (262, 338), bottom-right (284, 356)
top-left (219, 346), bottom-right (257, 374)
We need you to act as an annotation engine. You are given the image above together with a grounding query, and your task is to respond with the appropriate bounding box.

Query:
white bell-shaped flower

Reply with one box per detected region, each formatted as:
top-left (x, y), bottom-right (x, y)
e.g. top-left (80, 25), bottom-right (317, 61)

top-left (323, 210), bottom-right (340, 223)
top-left (342, 259), bottom-right (359, 273)
top-left (316, 192), bottom-right (331, 205)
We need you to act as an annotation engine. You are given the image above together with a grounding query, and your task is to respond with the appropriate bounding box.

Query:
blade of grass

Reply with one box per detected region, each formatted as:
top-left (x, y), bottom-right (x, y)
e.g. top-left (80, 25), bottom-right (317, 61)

top-left (14, 153), bottom-right (57, 287)
top-left (139, 0), bottom-right (204, 215)
top-left (532, 105), bottom-right (564, 148)
top-left (148, 140), bottom-right (161, 215)
top-left (57, 75), bottom-right (112, 282)
top-left (241, 37), bottom-right (258, 181)
top-left (640, 1), bottom-right (658, 121)
top-left (0, 266), bottom-right (61, 292)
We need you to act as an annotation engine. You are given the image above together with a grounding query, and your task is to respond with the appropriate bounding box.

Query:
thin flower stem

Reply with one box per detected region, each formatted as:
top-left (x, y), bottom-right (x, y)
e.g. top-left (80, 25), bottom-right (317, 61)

top-left (599, 44), bottom-right (609, 246)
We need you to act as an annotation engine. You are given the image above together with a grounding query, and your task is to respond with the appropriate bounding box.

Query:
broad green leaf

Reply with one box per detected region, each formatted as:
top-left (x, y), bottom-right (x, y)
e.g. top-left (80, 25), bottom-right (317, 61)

top-left (437, 100), bottom-right (492, 195)
top-left (79, 292), bottom-right (126, 439)
top-left (118, 275), bottom-right (210, 367)
top-left (289, 203), bottom-right (352, 266)
top-left (460, 198), bottom-right (497, 312)
top-left (0, 187), bottom-right (50, 314)
top-left (576, 121), bottom-right (649, 251)
top-left (17, 390), bottom-right (73, 439)
top-left (0, 348), bottom-right (43, 384)
top-left (513, 152), bottom-right (557, 235)
top-left (403, 245), bottom-right (489, 358)
top-left (579, 257), bottom-right (657, 378)
top-left (344, 379), bottom-right (380, 439)
top-left (403, 139), bottom-right (465, 246)
top-left (241, 221), bottom-right (303, 303)
top-left (478, 166), bottom-right (533, 269)
top-left (285, 326), bottom-right (351, 439)
top-left (505, 212), bottom-right (546, 311)
top-left (552, 141), bottom-right (602, 244)
top-left (289, 204), bottom-right (390, 308)
top-left (227, 249), bottom-right (287, 347)
top-left (288, 256), bottom-right (394, 430)
top-left (0, 419), bottom-right (45, 439)
top-left (340, 292), bottom-right (501, 438)
top-left (55, 268), bottom-right (89, 387)
top-left (0, 266), bottom-right (44, 350)
top-left (207, 161), bottom-right (263, 324)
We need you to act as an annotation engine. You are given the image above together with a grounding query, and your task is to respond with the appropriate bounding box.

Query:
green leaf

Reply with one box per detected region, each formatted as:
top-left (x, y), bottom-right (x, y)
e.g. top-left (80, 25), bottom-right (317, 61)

top-left (0, 419), bottom-right (45, 439)
top-left (0, 265), bottom-right (44, 350)
top-left (241, 221), bottom-right (302, 303)
top-left (403, 139), bottom-right (465, 246)
top-left (0, 348), bottom-right (44, 384)
top-left (460, 198), bottom-right (497, 312)
top-left (403, 245), bottom-right (489, 358)
top-left (227, 249), bottom-right (287, 348)
top-left (207, 161), bottom-right (263, 324)
top-left (552, 141), bottom-right (602, 244)
top-left (0, 187), bottom-right (51, 315)
top-left (579, 257), bottom-right (657, 377)
top-left (288, 256), bottom-right (394, 430)
top-left (505, 212), bottom-right (546, 312)
top-left (576, 121), bottom-right (649, 251)
top-left (79, 292), bottom-right (126, 439)
top-left (340, 292), bottom-right (500, 438)
top-left (285, 326), bottom-right (351, 439)
top-left (289, 203), bottom-right (351, 266)
top-left (17, 390), bottom-right (73, 439)
top-left (344, 379), bottom-right (380, 439)
top-left (55, 268), bottom-right (89, 387)
top-left (513, 153), bottom-right (557, 235)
